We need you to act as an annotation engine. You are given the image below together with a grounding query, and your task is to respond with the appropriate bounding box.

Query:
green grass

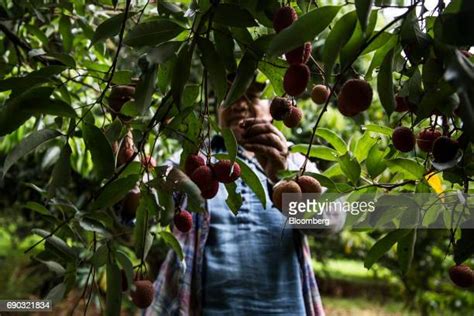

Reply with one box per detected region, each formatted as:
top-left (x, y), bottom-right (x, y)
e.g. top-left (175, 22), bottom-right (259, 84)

top-left (323, 297), bottom-right (418, 316)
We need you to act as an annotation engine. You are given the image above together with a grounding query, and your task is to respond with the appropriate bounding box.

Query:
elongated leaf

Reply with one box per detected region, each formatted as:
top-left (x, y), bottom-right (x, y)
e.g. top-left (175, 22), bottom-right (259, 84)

top-left (32, 228), bottom-right (76, 259)
top-left (377, 47), bottom-right (395, 116)
top-left (82, 123), bottom-right (115, 179)
top-left (315, 128), bottom-right (347, 155)
top-left (355, 0), bottom-right (373, 31)
top-left (59, 15), bottom-right (72, 52)
top-left (213, 4), bottom-right (257, 27)
top-left (258, 58), bottom-right (286, 96)
top-left (339, 153), bottom-right (361, 185)
top-left (134, 63), bottom-right (158, 115)
top-left (25, 201), bottom-right (50, 216)
top-left (171, 43), bottom-right (193, 105)
top-left (386, 158), bottom-right (424, 180)
top-left (222, 128), bottom-right (238, 163)
top-left (198, 38), bottom-right (227, 104)
top-left (354, 132), bottom-right (377, 162)
top-left (37, 259), bottom-right (66, 275)
top-left (323, 11), bottom-right (358, 75)
top-left (364, 124), bottom-right (392, 136)
top-left (92, 12), bottom-right (135, 45)
top-left (366, 144), bottom-right (387, 178)
top-left (106, 262), bottom-right (122, 316)
top-left (366, 35), bottom-right (396, 79)
top-left (268, 6), bottom-right (341, 56)
top-left (213, 27), bottom-right (237, 72)
top-left (46, 282), bottom-right (66, 304)
top-left (3, 129), bottom-right (62, 178)
top-left (160, 230), bottom-right (184, 261)
top-left (147, 41), bottom-right (181, 64)
top-left (364, 229), bottom-right (411, 269)
top-left (223, 52), bottom-right (258, 106)
top-left (91, 175), bottom-right (140, 210)
top-left (124, 19), bottom-right (184, 47)
top-left (116, 251), bottom-right (134, 292)
top-left (48, 144), bottom-right (72, 197)
top-left (290, 144), bottom-right (338, 161)
top-left (224, 182), bottom-right (243, 215)
top-left (398, 229), bottom-right (416, 274)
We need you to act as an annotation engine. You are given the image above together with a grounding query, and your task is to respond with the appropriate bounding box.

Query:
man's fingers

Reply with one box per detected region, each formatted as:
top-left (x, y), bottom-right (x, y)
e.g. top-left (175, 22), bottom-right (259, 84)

top-left (242, 143), bottom-right (285, 160)
top-left (243, 122), bottom-right (286, 142)
top-left (241, 133), bottom-right (286, 152)
top-left (240, 118), bottom-right (269, 129)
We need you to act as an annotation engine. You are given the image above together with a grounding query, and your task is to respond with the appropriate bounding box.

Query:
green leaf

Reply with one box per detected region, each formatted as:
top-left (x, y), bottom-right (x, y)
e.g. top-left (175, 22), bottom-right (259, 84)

top-left (111, 70), bottom-right (133, 85)
top-left (91, 175), bottom-right (140, 210)
top-left (82, 123), bottom-right (115, 179)
top-left (133, 189), bottom-right (153, 259)
top-left (147, 41), bottom-right (181, 64)
top-left (364, 124), bottom-right (393, 136)
top-left (223, 52), bottom-right (258, 106)
top-left (213, 27), bottom-right (237, 72)
top-left (315, 128), bottom-right (347, 155)
top-left (197, 38), bottom-right (227, 104)
top-left (397, 229), bottom-right (416, 274)
top-left (32, 228), bottom-right (76, 259)
top-left (25, 201), bottom-right (50, 216)
top-left (213, 4), bottom-right (258, 27)
top-left (124, 19), bottom-right (184, 47)
top-left (339, 153), bottom-right (361, 185)
top-left (92, 12), bottom-right (135, 45)
top-left (354, 132), bottom-right (377, 162)
top-left (134, 63), bottom-right (158, 115)
top-left (59, 15), bottom-right (72, 52)
top-left (268, 6), bottom-right (341, 56)
top-left (171, 43), bottom-right (193, 105)
top-left (366, 144), bottom-right (387, 178)
top-left (222, 128), bottom-right (238, 163)
top-left (224, 182), bottom-right (243, 215)
top-left (434, 1), bottom-right (474, 46)
top-left (364, 229), bottom-right (411, 269)
top-left (160, 230), bottom-right (184, 261)
top-left (386, 158), bottom-right (425, 180)
top-left (215, 153), bottom-right (266, 208)
top-left (355, 0), bottom-right (373, 31)
top-left (48, 144), bottom-right (72, 197)
top-left (377, 47), bottom-right (395, 116)
top-left (46, 282), bottom-right (66, 304)
top-left (366, 35), bottom-right (396, 79)
top-left (258, 58), bottom-right (286, 96)
top-left (37, 259), bottom-right (66, 275)
top-left (3, 129), bottom-right (62, 178)
top-left (323, 11), bottom-right (358, 75)
top-left (361, 32), bottom-right (393, 55)
top-left (290, 144), bottom-right (338, 161)
top-left (106, 262), bottom-right (122, 316)
top-left (116, 251), bottom-right (134, 292)
top-left (78, 217), bottom-right (110, 236)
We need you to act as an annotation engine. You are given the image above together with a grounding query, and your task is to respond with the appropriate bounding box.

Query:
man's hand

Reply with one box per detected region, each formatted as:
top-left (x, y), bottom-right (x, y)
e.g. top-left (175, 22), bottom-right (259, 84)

top-left (239, 118), bottom-right (288, 181)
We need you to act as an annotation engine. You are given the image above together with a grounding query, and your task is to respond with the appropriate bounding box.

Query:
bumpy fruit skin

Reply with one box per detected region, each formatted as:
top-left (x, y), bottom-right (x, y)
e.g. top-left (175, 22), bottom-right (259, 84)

top-left (285, 42), bottom-right (312, 65)
top-left (174, 210), bottom-right (193, 233)
top-left (296, 175), bottom-right (322, 193)
top-left (141, 155), bottom-right (156, 170)
top-left (337, 79), bottom-right (373, 117)
top-left (449, 264), bottom-right (474, 288)
top-left (185, 154), bottom-right (205, 176)
top-left (273, 6), bottom-right (297, 33)
top-left (117, 131), bottom-right (135, 166)
top-left (283, 107), bottom-right (303, 128)
top-left (311, 85), bottom-right (330, 105)
top-left (109, 85), bottom-right (135, 113)
top-left (212, 160), bottom-right (241, 183)
top-left (122, 187), bottom-right (140, 220)
top-left (417, 128), bottom-right (442, 153)
top-left (130, 280), bottom-right (155, 308)
top-left (191, 166), bottom-right (219, 199)
top-left (270, 97), bottom-right (292, 121)
top-left (392, 127), bottom-right (416, 152)
top-left (432, 136), bottom-right (459, 163)
top-left (272, 180), bottom-right (302, 210)
top-left (283, 64), bottom-right (310, 97)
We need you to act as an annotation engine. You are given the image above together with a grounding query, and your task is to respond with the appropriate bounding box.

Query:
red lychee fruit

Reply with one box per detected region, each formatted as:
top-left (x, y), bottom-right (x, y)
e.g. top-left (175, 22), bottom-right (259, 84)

top-left (417, 128), bottom-right (442, 153)
top-left (122, 187), bottom-right (140, 220)
top-left (118, 147), bottom-right (135, 166)
top-left (130, 279), bottom-right (155, 308)
top-left (283, 64), bottom-right (310, 97)
top-left (448, 264), bottom-right (474, 288)
top-left (285, 42), bottom-right (312, 65)
top-left (173, 209), bottom-right (193, 233)
top-left (392, 126), bottom-right (416, 152)
top-left (337, 79), bottom-right (373, 117)
top-left (283, 106), bottom-right (303, 128)
top-left (191, 166), bottom-right (219, 199)
top-left (270, 97), bottom-right (292, 121)
top-left (185, 154), bottom-right (205, 176)
top-left (432, 136), bottom-right (459, 163)
top-left (296, 175), bottom-right (322, 193)
top-left (212, 160), bottom-right (241, 183)
top-left (201, 180), bottom-right (219, 199)
top-left (272, 180), bottom-right (302, 210)
top-left (273, 6), bottom-right (298, 33)
top-left (141, 155), bottom-right (156, 171)
top-left (311, 85), bottom-right (330, 105)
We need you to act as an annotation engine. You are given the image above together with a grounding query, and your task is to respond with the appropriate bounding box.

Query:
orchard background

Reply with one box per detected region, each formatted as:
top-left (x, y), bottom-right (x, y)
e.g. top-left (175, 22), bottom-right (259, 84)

top-left (1, 0), bottom-right (474, 314)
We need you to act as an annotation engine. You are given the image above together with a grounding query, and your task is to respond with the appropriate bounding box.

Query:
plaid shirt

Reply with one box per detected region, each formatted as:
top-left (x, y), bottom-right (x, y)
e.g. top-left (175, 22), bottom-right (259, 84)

top-left (144, 146), bottom-right (326, 316)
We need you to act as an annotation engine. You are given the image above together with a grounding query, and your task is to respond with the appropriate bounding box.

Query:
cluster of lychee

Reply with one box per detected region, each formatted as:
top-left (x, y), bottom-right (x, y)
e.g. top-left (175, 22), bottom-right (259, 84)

top-left (270, 97), bottom-right (303, 128)
top-left (391, 126), bottom-right (459, 163)
top-left (272, 175), bottom-right (322, 210)
top-left (449, 264), bottom-right (474, 288)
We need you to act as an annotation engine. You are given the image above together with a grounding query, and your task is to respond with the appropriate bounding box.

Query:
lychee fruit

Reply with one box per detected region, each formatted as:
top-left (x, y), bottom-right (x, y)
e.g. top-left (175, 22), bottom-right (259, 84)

top-left (185, 154), bottom-right (205, 176)
top-left (270, 97), bottom-right (292, 121)
top-left (118, 146), bottom-right (135, 166)
top-left (296, 175), bottom-right (322, 193)
top-left (272, 180), bottom-right (302, 210)
top-left (285, 42), bottom-right (312, 65)
top-left (392, 126), bottom-right (416, 152)
top-left (122, 187), bottom-right (140, 220)
top-left (201, 179), bottom-right (219, 199)
top-left (130, 279), bottom-right (155, 308)
top-left (283, 106), bottom-right (303, 128)
top-left (174, 209), bottom-right (193, 233)
top-left (311, 85), bottom-right (330, 105)
top-left (337, 79), bottom-right (373, 117)
top-left (283, 64), bottom-right (310, 97)
top-left (273, 6), bottom-right (297, 33)
top-left (417, 128), bottom-right (442, 153)
top-left (191, 166), bottom-right (219, 199)
top-left (212, 160), bottom-right (241, 183)
top-left (432, 136), bottom-right (459, 163)
top-left (394, 95), bottom-right (417, 113)
top-left (448, 264), bottom-right (474, 288)
top-left (141, 155), bottom-right (156, 171)
top-left (109, 85), bottom-right (135, 113)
